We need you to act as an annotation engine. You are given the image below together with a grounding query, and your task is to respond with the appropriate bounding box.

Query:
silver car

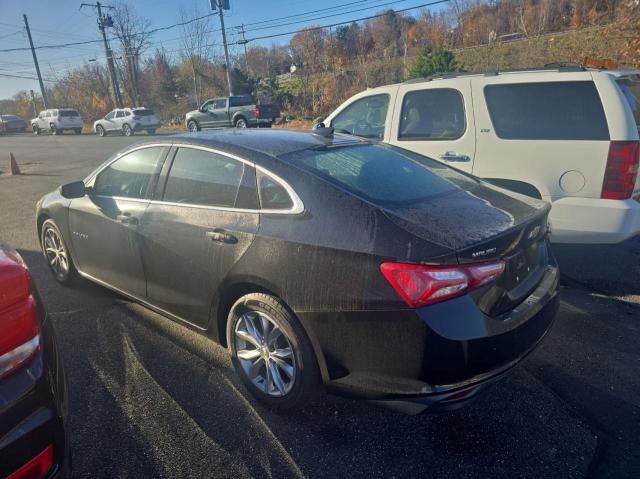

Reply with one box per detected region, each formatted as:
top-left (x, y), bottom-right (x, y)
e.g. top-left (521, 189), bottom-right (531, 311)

top-left (93, 108), bottom-right (160, 137)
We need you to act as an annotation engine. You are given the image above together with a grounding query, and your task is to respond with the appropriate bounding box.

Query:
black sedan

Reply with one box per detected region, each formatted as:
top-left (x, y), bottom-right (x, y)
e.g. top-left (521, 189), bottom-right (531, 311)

top-left (35, 129), bottom-right (559, 413)
top-left (0, 243), bottom-right (69, 478)
top-left (0, 114), bottom-right (27, 133)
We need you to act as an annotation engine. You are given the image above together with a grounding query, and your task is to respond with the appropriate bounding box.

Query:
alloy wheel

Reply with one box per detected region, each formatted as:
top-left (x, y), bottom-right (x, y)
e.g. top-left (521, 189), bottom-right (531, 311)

top-left (43, 227), bottom-right (69, 279)
top-left (234, 311), bottom-right (296, 397)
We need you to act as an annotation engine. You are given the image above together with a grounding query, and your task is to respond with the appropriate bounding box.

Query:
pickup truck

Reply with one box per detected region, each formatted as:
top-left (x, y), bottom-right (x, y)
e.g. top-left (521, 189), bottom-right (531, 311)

top-left (185, 95), bottom-right (280, 131)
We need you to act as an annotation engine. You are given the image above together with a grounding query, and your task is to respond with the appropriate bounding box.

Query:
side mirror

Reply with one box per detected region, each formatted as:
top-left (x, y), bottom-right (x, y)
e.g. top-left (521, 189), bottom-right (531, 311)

top-left (312, 118), bottom-right (325, 130)
top-left (61, 181), bottom-right (87, 199)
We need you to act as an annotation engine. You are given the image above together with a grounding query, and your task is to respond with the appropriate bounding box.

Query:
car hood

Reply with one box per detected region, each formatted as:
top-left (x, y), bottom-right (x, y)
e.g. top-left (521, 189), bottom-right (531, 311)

top-left (379, 182), bottom-right (550, 253)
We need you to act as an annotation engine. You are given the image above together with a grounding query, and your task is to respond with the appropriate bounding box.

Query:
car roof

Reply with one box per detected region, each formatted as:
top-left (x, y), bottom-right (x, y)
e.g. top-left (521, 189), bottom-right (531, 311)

top-left (170, 129), bottom-right (366, 158)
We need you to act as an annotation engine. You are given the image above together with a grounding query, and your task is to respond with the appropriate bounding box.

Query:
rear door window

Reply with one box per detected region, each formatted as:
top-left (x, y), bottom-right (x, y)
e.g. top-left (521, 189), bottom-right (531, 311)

top-left (331, 94), bottom-right (389, 140)
top-left (484, 81), bottom-right (609, 140)
top-left (258, 173), bottom-right (293, 210)
top-left (399, 89), bottom-right (466, 140)
top-left (163, 148), bottom-right (245, 208)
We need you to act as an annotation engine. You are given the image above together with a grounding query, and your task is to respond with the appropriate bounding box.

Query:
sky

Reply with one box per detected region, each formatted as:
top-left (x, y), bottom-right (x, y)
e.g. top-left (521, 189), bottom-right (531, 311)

top-left (0, 0), bottom-right (447, 99)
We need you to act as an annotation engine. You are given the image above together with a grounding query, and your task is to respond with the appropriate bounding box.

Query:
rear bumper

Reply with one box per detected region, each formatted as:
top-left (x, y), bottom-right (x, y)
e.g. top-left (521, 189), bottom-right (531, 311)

top-left (548, 196), bottom-right (640, 244)
top-left (132, 122), bottom-right (160, 131)
top-left (0, 317), bottom-right (69, 478)
top-left (247, 118), bottom-right (274, 127)
top-left (299, 264), bottom-right (559, 414)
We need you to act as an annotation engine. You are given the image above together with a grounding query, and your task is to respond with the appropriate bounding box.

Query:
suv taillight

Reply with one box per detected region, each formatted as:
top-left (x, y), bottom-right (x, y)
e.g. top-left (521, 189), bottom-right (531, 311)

top-left (252, 107), bottom-right (260, 118)
top-left (601, 141), bottom-right (639, 199)
top-left (0, 248), bottom-right (40, 380)
top-left (380, 260), bottom-right (505, 308)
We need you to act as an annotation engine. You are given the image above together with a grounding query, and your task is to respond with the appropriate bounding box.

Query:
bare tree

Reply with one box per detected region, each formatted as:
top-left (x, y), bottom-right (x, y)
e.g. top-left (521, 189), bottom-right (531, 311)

top-left (111, 1), bottom-right (152, 105)
top-left (179, 5), bottom-right (214, 107)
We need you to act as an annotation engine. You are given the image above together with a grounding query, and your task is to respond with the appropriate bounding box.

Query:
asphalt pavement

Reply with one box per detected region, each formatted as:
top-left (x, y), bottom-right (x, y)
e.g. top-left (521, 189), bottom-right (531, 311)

top-left (1, 132), bottom-right (639, 478)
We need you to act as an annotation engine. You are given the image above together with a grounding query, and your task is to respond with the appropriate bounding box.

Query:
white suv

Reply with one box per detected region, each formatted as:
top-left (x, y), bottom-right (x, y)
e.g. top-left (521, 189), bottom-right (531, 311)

top-left (93, 107), bottom-right (160, 137)
top-left (31, 108), bottom-right (83, 135)
top-left (320, 68), bottom-right (640, 244)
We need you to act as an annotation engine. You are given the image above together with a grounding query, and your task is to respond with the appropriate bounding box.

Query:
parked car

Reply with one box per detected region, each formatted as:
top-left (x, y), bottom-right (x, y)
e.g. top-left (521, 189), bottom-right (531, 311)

top-left (31, 108), bottom-right (83, 135)
top-left (0, 114), bottom-right (27, 133)
top-left (36, 129), bottom-right (559, 413)
top-left (185, 95), bottom-right (280, 131)
top-left (318, 67), bottom-right (640, 244)
top-left (94, 107), bottom-right (160, 137)
top-left (0, 242), bottom-right (69, 478)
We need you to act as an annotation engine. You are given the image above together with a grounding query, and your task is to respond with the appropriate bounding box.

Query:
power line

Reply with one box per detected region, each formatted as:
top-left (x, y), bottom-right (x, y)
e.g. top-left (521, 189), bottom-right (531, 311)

top-left (242, 0), bottom-right (450, 43)
top-left (0, 72), bottom-right (55, 82)
top-left (242, 0), bottom-right (423, 34)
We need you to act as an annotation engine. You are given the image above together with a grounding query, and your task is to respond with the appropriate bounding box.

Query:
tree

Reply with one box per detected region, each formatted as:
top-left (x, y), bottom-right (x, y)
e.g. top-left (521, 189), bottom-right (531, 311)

top-left (409, 45), bottom-right (457, 78)
top-left (111, 1), bottom-right (153, 105)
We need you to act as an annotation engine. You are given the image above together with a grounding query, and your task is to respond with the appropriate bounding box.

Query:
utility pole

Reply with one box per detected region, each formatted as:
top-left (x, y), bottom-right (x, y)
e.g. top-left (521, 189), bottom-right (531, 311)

top-left (211, 0), bottom-right (233, 96)
top-left (237, 24), bottom-right (248, 75)
top-left (23, 15), bottom-right (48, 109)
top-left (81, 2), bottom-right (122, 108)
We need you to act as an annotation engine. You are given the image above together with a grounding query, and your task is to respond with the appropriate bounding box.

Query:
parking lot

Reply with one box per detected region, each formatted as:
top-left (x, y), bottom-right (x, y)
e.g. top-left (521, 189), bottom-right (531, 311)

top-left (1, 132), bottom-right (639, 478)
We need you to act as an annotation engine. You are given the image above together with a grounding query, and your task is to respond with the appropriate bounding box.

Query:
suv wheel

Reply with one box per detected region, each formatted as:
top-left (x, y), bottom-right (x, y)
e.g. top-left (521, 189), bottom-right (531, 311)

top-left (32, 125), bottom-right (40, 135)
top-left (122, 124), bottom-right (133, 136)
top-left (187, 120), bottom-right (200, 132)
top-left (96, 125), bottom-right (106, 137)
top-left (50, 124), bottom-right (58, 135)
top-left (41, 219), bottom-right (76, 285)
top-left (227, 293), bottom-right (320, 410)
top-left (234, 117), bottom-right (248, 128)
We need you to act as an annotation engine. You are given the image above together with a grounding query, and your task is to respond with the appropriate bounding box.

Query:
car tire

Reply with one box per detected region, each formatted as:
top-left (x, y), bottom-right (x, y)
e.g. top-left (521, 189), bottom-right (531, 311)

top-left (50, 124), bottom-right (58, 135)
top-left (122, 124), bottom-right (133, 136)
top-left (146, 129), bottom-right (156, 135)
top-left (96, 125), bottom-right (106, 137)
top-left (74, 128), bottom-right (82, 135)
top-left (187, 120), bottom-right (200, 132)
top-left (41, 219), bottom-right (77, 286)
top-left (33, 125), bottom-right (40, 135)
top-left (227, 293), bottom-right (320, 410)
top-left (234, 117), bottom-right (248, 128)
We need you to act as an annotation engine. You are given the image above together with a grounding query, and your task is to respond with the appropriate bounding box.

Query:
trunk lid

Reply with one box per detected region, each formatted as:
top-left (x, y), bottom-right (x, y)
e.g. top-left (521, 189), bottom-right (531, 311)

top-left (381, 183), bottom-right (551, 316)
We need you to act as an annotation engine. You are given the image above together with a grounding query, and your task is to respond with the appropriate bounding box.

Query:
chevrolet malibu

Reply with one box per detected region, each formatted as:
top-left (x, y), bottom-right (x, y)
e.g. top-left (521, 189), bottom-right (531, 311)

top-left (35, 129), bottom-right (559, 413)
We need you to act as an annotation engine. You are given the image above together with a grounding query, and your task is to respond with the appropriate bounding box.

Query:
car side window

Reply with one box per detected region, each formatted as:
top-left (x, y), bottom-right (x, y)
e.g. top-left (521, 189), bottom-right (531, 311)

top-left (331, 94), bottom-right (389, 140)
top-left (398, 89), bottom-right (466, 141)
top-left (213, 99), bottom-right (227, 110)
top-left (105, 111), bottom-right (115, 120)
top-left (93, 147), bottom-right (164, 199)
top-left (202, 101), bottom-right (214, 113)
top-left (125, 111), bottom-right (131, 117)
top-left (45, 111), bottom-right (51, 118)
top-left (163, 148), bottom-right (245, 208)
top-left (258, 172), bottom-right (293, 210)
top-left (115, 111), bottom-right (125, 119)
top-left (39, 112), bottom-right (45, 119)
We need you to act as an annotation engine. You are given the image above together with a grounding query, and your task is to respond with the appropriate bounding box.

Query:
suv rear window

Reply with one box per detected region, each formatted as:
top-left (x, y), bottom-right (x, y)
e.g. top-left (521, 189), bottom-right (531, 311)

top-left (59, 110), bottom-right (79, 117)
top-left (287, 144), bottom-right (476, 204)
top-left (484, 81), bottom-right (609, 140)
top-left (617, 76), bottom-right (640, 131)
top-left (133, 109), bottom-right (155, 116)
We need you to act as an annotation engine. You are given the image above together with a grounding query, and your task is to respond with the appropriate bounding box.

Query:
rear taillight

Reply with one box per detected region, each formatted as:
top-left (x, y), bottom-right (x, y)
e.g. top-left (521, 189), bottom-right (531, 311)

top-left (252, 107), bottom-right (260, 118)
top-left (0, 248), bottom-right (40, 380)
top-left (601, 141), bottom-right (639, 200)
top-left (380, 260), bottom-right (506, 308)
top-left (7, 444), bottom-right (54, 479)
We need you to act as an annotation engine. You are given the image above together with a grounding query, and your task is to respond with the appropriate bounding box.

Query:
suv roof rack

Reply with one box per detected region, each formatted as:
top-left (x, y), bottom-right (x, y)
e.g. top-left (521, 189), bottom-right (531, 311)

top-left (404, 64), bottom-right (588, 84)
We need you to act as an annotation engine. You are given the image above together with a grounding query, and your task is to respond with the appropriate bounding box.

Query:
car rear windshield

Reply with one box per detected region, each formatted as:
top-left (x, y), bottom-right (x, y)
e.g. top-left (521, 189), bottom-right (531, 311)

top-left (59, 110), bottom-right (79, 117)
top-left (133, 109), bottom-right (155, 116)
top-left (285, 144), bottom-right (478, 205)
top-left (484, 81), bottom-right (610, 140)
top-left (617, 76), bottom-right (640, 130)
top-left (0, 115), bottom-right (19, 120)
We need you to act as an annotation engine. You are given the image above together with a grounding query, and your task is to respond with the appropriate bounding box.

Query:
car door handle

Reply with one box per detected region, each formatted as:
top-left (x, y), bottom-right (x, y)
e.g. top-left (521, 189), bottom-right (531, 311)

top-left (116, 213), bottom-right (139, 225)
top-left (205, 229), bottom-right (237, 244)
top-left (439, 152), bottom-right (471, 162)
